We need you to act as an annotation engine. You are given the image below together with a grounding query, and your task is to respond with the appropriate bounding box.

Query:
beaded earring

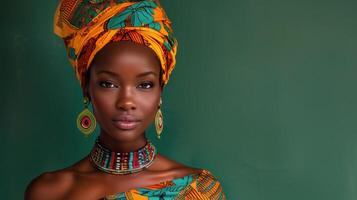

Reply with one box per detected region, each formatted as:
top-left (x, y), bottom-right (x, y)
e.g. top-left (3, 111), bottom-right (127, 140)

top-left (76, 96), bottom-right (96, 137)
top-left (155, 98), bottom-right (164, 139)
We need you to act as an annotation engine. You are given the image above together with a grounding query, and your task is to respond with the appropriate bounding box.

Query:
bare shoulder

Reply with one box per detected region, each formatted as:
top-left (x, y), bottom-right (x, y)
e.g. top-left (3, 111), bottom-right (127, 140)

top-left (153, 154), bottom-right (203, 176)
top-left (153, 157), bottom-right (226, 200)
top-left (25, 168), bottom-right (75, 200)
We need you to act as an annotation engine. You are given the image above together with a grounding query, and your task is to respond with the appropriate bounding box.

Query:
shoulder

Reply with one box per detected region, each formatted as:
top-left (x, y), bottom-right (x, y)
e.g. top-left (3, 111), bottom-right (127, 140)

top-left (195, 169), bottom-right (224, 186)
top-left (154, 154), bottom-right (187, 169)
top-left (185, 169), bottom-right (227, 200)
top-left (151, 154), bottom-right (226, 199)
top-left (25, 168), bottom-right (76, 200)
top-left (152, 154), bottom-right (202, 176)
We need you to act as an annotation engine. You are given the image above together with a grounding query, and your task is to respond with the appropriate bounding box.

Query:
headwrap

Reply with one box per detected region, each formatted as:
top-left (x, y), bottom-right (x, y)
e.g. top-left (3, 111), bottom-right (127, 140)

top-left (53, 0), bottom-right (178, 88)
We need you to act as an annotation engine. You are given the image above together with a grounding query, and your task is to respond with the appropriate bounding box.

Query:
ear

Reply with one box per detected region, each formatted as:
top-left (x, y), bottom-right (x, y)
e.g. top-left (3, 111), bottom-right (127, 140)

top-left (158, 97), bottom-right (162, 109)
top-left (82, 64), bottom-right (94, 100)
top-left (82, 83), bottom-right (90, 100)
top-left (160, 84), bottom-right (164, 92)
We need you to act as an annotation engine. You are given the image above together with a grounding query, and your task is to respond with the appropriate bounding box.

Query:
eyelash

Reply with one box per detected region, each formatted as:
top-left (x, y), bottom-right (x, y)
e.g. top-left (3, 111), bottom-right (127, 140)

top-left (138, 82), bottom-right (154, 89)
top-left (98, 81), bottom-right (154, 89)
top-left (99, 81), bottom-right (117, 88)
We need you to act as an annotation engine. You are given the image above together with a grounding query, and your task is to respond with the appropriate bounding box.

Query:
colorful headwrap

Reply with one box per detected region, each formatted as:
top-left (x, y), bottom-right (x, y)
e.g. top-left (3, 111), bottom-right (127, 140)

top-left (53, 0), bottom-right (178, 88)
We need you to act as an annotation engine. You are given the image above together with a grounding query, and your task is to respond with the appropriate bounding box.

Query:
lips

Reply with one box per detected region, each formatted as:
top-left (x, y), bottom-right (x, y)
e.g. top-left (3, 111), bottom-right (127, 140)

top-left (112, 115), bottom-right (140, 130)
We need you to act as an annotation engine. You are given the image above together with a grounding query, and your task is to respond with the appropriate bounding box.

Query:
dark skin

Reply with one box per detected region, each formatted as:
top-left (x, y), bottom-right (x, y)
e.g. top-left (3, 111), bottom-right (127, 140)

top-left (25, 41), bottom-right (202, 200)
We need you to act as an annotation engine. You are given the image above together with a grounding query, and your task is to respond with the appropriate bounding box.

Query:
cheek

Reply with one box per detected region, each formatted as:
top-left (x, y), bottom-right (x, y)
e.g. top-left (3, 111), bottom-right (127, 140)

top-left (138, 92), bottom-right (161, 121)
top-left (90, 92), bottom-right (116, 121)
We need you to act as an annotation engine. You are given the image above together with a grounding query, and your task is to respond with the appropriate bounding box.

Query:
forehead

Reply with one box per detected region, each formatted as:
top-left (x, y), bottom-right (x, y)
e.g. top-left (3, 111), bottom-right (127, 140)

top-left (90, 41), bottom-right (161, 73)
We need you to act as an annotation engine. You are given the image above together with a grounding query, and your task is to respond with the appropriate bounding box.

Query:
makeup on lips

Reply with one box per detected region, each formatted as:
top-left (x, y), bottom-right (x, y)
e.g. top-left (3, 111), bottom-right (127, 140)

top-left (112, 115), bottom-right (140, 130)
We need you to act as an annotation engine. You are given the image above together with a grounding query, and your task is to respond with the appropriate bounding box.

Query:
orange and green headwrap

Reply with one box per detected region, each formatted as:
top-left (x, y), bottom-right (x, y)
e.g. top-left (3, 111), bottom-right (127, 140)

top-left (53, 0), bottom-right (178, 88)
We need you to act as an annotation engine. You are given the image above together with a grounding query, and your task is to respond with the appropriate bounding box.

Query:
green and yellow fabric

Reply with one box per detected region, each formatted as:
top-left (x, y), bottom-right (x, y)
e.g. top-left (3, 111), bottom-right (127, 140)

top-left (105, 170), bottom-right (226, 200)
top-left (53, 0), bottom-right (178, 88)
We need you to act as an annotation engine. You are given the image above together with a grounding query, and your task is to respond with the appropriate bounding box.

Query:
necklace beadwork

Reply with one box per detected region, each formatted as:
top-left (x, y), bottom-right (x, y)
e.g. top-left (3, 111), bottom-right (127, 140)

top-left (89, 138), bottom-right (157, 175)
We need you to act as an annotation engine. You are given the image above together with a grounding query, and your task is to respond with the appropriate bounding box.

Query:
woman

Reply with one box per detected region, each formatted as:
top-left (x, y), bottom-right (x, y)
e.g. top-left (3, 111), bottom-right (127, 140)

top-left (26, 0), bottom-right (226, 199)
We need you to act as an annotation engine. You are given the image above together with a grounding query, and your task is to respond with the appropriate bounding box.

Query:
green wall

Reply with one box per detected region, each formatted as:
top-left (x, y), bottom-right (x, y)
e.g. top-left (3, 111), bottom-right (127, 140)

top-left (1, 0), bottom-right (357, 199)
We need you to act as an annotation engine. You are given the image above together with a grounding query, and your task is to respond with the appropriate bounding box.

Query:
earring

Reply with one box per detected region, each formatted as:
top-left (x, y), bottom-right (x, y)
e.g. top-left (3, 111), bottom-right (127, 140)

top-left (155, 98), bottom-right (163, 139)
top-left (76, 96), bottom-right (96, 137)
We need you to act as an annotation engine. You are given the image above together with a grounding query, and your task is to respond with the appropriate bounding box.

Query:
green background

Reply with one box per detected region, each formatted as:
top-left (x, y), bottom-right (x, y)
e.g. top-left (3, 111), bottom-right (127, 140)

top-left (1, 0), bottom-right (357, 199)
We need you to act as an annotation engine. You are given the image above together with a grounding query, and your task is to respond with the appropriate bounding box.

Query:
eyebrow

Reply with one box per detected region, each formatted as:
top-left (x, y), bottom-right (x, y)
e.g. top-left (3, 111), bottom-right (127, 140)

top-left (136, 71), bottom-right (157, 77)
top-left (96, 70), bottom-right (157, 77)
top-left (96, 70), bottom-right (117, 76)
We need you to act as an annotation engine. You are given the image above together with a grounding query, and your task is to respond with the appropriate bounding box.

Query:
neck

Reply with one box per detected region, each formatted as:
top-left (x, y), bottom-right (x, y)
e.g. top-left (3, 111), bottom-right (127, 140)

top-left (98, 130), bottom-right (147, 152)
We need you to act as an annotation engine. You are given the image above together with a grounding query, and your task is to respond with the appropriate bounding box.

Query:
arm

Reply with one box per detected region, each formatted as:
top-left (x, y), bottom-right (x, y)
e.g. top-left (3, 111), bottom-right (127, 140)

top-left (179, 170), bottom-right (226, 200)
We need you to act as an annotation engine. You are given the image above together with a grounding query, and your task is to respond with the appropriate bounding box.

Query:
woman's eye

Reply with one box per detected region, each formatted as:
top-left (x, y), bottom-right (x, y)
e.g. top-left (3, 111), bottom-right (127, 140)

top-left (99, 81), bottom-right (116, 88)
top-left (138, 82), bottom-right (154, 89)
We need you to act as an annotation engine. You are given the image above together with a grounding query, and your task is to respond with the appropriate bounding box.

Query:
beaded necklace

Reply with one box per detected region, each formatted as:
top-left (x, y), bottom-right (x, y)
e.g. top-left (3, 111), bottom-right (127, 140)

top-left (89, 138), bottom-right (157, 175)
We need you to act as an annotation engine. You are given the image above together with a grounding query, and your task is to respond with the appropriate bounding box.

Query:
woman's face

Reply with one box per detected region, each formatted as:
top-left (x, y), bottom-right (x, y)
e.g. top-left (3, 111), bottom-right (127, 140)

top-left (86, 41), bottom-right (162, 143)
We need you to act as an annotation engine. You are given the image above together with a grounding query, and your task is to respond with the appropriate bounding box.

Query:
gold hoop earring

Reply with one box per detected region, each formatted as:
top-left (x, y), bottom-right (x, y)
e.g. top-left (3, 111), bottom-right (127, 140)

top-left (155, 98), bottom-right (163, 139)
top-left (76, 96), bottom-right (96, 137)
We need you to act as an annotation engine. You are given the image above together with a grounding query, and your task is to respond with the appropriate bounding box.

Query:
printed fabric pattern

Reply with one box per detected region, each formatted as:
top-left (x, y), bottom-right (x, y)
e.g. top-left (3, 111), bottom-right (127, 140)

top-left (104, 170), bottom-right (226, 200)
top-left (53, 0), bottom-right (178, 87)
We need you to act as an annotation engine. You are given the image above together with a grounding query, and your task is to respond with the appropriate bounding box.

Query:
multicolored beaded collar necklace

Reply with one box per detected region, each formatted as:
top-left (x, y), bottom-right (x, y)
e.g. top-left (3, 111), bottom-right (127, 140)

top-left (89, 138), bottom-right (157, 175)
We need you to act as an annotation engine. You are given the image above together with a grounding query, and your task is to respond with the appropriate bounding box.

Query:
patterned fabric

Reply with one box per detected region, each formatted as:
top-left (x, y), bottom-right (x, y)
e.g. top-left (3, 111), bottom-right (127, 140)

top-left (104, 170), bottom-right (226, 200)
top-left (53, 0), bottom-right (178, 88)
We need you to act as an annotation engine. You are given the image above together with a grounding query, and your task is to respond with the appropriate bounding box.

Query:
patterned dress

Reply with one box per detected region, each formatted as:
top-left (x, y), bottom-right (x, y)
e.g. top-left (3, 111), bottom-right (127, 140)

top-left (103, 170), bottom-right (226, 200)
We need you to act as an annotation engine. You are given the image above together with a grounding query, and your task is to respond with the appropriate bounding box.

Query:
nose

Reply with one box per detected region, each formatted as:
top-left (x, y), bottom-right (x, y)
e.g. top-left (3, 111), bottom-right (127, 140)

top-left (116, 86), bottom-right (136, 111)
